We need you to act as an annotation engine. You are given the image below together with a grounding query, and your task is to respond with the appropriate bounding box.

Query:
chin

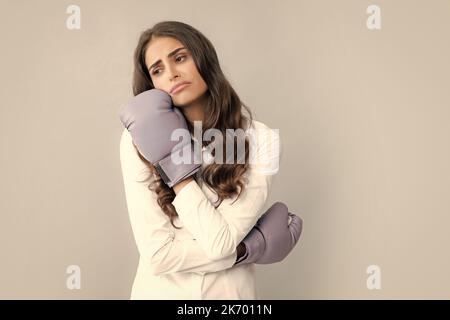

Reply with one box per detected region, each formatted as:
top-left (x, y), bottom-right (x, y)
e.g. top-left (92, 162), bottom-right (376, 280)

top-left (172, 92), bottom-right (199, 107)
top-left (171, 97), bottom-right (188, 107)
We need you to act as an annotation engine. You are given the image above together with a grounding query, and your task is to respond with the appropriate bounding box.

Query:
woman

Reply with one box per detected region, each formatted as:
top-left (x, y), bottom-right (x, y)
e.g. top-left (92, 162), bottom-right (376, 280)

top-left (119, 20), bottom-right (302, 299)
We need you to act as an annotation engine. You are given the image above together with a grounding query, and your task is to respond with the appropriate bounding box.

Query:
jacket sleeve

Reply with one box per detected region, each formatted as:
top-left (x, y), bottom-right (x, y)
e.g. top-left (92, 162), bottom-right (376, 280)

top-left (171, 123), bottom-right (281, 261)
top-left (119, 128), bottom-right (237, 276)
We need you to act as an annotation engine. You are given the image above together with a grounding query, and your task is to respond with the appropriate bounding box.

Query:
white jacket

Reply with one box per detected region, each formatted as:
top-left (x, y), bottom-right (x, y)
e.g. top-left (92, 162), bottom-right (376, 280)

top-left (119, 119), bottom-right (281, 300)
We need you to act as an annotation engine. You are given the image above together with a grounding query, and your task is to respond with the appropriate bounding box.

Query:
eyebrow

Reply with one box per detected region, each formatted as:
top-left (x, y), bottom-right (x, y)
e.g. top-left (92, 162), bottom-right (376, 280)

top-left (147, 47), bottom-right (186, 72)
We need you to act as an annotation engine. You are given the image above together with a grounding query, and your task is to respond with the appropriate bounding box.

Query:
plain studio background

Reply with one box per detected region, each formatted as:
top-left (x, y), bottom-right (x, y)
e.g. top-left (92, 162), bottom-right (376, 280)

top-left (1, 0), bottom-right (449, 299)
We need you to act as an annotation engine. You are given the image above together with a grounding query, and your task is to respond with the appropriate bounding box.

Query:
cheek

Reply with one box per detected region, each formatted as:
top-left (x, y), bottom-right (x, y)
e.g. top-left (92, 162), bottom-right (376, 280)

top-left (151, 79), bottom-right (164, 91)
top-left (187, 62), bottom-right (202, 80)
top-left (188, 65), bottom-right (207, 89)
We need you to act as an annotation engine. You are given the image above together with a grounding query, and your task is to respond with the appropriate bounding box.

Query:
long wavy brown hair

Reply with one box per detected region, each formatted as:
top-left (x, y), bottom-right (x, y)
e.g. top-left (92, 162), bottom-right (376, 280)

top-left (131, 21), bottom-right (253, 229)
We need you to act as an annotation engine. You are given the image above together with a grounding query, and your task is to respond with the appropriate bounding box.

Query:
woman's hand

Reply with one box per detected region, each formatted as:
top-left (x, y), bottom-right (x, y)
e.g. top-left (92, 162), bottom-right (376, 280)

top-left (235, 202), bottom-right (303, 266)
top-left (235, 243), bottom-right (247, 262)
top-left (118, 89), bottom-right (201, 187)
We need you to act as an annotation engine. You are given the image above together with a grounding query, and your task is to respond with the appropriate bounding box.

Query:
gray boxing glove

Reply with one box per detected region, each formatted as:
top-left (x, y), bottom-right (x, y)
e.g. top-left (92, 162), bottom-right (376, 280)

top-left (235, 202), bottom-right (303, 266)
top-left (118, 89), bottom-right (201, 187)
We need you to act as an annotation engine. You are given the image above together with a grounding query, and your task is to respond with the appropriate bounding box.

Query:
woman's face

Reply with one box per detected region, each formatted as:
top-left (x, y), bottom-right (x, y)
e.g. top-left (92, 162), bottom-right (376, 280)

top-left (145, 36), bottom-right (208, 107)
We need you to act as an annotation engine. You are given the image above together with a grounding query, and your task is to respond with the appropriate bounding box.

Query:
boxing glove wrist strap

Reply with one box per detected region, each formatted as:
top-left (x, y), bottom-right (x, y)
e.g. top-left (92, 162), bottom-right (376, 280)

top-left (154, 141), bottom-right (202, 188)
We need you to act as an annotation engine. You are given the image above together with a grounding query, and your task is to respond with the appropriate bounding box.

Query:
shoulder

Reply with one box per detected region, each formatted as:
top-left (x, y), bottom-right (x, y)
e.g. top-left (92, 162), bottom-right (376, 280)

top-left (245, 119), bottom-right (281, 175)
top-left (120, 128), bottom-right (135, 160)
top-left (120, 128), bottom-right (151, 181)
top-left (120, 127), bottom-right (132, 145)
top-left (247, 119), bottom-right (267, 130)
top-left (245, 119), bottom-right (280, 147)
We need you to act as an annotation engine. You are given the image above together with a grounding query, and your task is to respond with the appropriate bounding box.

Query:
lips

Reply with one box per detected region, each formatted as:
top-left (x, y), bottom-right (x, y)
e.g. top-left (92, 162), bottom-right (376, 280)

top-left (170, 81), bottom-right (191, 94)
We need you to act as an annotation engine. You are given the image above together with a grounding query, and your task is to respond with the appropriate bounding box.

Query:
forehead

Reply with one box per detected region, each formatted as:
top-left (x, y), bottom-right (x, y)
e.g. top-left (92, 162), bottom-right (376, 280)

top-left (145, 36), bottom-right (184, 67)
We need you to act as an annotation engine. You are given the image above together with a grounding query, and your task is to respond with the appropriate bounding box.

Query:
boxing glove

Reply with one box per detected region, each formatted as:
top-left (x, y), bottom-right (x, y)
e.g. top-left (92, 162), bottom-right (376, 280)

top-left (235, 202), bottom-right (303, 265)
top-left (118, 89), bottom-right (201, 187)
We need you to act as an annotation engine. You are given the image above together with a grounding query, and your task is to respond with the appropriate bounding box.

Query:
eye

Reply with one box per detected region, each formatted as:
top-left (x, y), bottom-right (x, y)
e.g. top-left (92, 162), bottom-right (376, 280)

top-left (175, 55), bottom-right (186, 62)
top-left (151, 55), bottom-right (187, 76)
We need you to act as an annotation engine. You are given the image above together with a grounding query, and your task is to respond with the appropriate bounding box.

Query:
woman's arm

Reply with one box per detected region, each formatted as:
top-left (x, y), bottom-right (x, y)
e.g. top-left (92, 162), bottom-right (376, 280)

top-left (170, 123), bottom-right (280, 261)
top-left (173, 177), bottom-right (193, 194)
top-left (120, 128), bottom-right (241, 276)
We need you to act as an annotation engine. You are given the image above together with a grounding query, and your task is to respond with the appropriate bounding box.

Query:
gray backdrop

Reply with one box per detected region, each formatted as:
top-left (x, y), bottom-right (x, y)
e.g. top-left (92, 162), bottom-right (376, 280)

top-left (1, 0), bottom-right (449, 299)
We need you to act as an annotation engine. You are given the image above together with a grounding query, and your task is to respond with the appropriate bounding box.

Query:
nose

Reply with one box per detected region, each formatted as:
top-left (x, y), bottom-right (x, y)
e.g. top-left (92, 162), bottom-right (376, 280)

top-left (167, 63), bottom-right (180, 81)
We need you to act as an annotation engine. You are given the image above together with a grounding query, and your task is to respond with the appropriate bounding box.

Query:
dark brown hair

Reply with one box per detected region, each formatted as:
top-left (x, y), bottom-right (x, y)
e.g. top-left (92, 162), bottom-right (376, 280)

top-left (132, 20), bottom-right (253, 229)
